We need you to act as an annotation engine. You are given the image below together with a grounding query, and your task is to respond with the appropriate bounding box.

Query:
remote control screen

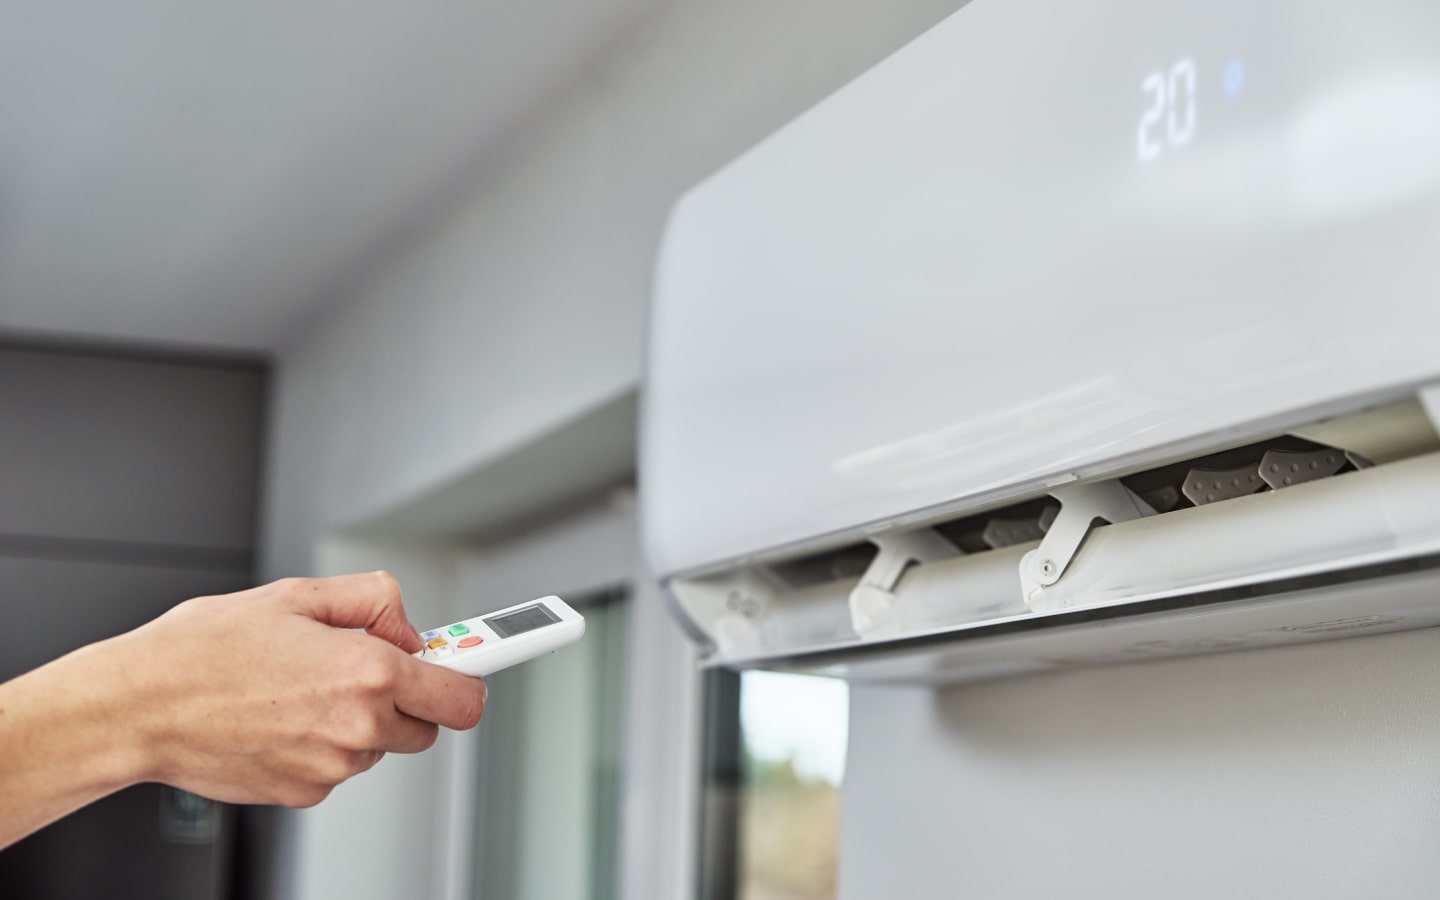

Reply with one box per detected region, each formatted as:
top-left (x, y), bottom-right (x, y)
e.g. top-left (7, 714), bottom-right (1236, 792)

top-left (485, 603), bottom-right (561, 639)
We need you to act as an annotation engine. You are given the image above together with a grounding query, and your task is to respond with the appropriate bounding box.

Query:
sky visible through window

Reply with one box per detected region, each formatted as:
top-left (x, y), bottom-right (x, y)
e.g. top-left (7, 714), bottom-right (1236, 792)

top-left (737, 670), bottom-right (849, 900)
top-left (739, 671), bottom-right (849, 785)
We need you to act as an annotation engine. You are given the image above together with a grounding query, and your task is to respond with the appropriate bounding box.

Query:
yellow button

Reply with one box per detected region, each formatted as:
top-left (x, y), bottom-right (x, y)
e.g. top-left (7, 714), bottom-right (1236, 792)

top-left (427, 637), bottom-right (449, 650)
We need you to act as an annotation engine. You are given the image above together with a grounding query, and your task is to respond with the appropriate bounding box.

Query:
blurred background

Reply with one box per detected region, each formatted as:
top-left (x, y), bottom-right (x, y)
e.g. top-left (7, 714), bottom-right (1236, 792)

top-left (0, 1), bottom-right (965, 898)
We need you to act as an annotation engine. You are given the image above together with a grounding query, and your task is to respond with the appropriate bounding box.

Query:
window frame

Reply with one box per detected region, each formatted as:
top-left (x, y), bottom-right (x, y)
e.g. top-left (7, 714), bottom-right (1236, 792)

top-left (445, 492), bottom-right (703, 900)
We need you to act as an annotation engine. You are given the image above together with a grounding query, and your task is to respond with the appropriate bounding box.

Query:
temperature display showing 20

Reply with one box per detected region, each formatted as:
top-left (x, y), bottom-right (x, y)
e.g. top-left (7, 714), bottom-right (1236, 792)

top-left (1138, 57), bottom-right (1197, 162)
top-left (1137, 55), bottom-right (1246, 163)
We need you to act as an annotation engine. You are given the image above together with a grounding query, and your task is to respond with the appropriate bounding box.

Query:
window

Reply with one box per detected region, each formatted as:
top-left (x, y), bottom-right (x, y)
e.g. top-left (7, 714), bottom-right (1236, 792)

top-left (469, 586), bottom-right (628, 900)
top-left (699, 669), bottom-right (850, 900)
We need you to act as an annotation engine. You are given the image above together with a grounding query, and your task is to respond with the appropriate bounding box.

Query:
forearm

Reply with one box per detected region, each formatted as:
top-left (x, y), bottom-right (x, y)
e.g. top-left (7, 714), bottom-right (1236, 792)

top-left (0, 637), bottom-right (152, 850)
top-left (0, 573), bottom-right (486, 850)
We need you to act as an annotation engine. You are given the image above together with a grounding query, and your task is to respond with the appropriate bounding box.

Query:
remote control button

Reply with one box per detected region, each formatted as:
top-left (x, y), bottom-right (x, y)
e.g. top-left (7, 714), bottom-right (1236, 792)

top-left (422, 630), bottom-right (441, 641)
top-left (457, 636), bottom-right (483, 649)
top-left (427, 637), bottom-right (449, 650)
top-left (447, 624), bottom-right (470, 637)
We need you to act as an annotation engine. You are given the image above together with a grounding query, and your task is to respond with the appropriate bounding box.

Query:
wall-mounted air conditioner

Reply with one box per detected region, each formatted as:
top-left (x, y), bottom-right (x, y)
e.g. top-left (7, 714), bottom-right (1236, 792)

top-left (639, 0), bottom-right (1440, 684)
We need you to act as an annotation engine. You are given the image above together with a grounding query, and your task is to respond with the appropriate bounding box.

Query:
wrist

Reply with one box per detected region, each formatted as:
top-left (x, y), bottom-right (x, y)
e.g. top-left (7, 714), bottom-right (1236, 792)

top-left (45, 634), bottom-right (162, 792)
top-left (0, 635), bottom-right (157, 848)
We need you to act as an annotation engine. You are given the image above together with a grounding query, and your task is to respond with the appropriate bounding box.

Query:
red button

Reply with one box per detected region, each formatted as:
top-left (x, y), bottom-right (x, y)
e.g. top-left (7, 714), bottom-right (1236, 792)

top-left (457, 636), bottom-right (483, 649)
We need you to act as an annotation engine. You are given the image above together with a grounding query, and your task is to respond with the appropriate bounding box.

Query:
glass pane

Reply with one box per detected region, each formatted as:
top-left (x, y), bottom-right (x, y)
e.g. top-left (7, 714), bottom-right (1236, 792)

top-left (738, 670), bottom-right (849, 900)
top-left (470, 586), bottom-right (627, 900)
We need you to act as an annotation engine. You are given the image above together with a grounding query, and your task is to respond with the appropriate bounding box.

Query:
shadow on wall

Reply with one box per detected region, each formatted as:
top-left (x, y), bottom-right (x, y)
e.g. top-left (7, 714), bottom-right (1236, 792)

top-left (837, 628), bottom-right (1440, 899)
top-left (928, 628), bottom-right (1440, 758)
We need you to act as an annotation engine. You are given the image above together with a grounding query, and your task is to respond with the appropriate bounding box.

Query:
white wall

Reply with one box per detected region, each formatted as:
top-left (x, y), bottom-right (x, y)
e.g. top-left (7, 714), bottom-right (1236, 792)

top-left (260, 0), bottom-right (966, 578)
top-left (260, 2), bottom-right (968, 899)
top-left (841, 627), bottom-right (1440, 899)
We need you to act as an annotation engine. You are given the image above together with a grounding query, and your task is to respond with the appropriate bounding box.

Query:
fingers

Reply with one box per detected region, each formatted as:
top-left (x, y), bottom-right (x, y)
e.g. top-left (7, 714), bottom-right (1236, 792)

top-left (279, 571), bottom-right (422, 653)
top-left (374, 712), bottom-right (440, 755)
top-left (355, 749), bottom-right (386, 773)
top-left (392, 656), bottom-right (488, 732)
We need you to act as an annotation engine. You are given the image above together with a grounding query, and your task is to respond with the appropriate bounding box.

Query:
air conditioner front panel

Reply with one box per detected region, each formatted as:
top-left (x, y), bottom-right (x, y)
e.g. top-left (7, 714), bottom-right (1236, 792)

top-left (641, 0), bottom-right (1440, 580)
top-left (671, 449), bottom-right (1440, 675)
top-left (792, 560), bottom-right (1440, 686)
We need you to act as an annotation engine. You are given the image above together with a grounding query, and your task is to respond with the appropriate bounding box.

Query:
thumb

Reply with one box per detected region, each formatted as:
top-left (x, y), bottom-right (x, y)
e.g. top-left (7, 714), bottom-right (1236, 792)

top-left (281, 571), bottom-right (423, 653)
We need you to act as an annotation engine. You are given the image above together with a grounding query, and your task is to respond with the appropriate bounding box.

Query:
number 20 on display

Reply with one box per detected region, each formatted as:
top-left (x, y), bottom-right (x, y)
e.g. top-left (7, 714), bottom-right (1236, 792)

top-left (1138, 57), bottom-right (1196, 162)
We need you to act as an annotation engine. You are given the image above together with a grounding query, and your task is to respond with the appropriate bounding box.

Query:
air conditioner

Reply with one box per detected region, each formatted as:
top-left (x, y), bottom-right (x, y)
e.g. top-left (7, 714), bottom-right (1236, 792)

top-left (639, 0), bottom-right (1440, 685)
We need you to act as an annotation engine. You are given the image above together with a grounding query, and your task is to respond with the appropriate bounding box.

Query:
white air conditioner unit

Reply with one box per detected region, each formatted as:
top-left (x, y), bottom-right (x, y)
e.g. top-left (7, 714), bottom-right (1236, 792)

top-left (639, 0), bottom-right (1440, 685)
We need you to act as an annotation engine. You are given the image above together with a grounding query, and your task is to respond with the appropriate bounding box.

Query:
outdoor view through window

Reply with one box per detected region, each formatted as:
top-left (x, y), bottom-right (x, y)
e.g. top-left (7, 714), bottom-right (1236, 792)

top-left (738, 671), bottom-right (850, 900)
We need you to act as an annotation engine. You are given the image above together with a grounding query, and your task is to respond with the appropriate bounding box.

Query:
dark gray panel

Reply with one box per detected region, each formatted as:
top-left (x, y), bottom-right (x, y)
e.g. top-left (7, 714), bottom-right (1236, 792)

top-left (0, 555), bottom-right (253, 680)
top-left (0, 784), bottom-right (232, 900)
top-left (0, 347), bottom-right (265, 549)
top-left (232, 806), bottom-right (292, 900)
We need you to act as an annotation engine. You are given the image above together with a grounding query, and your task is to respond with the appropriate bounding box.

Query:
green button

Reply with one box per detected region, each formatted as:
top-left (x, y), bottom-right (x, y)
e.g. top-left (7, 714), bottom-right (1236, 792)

top-left (447, 623), bottom-right (470, 637)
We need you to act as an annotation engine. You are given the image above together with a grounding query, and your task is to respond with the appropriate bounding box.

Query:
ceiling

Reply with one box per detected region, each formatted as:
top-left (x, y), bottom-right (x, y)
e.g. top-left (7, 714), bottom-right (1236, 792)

top-left (0, 0), bottom-right (659, 354)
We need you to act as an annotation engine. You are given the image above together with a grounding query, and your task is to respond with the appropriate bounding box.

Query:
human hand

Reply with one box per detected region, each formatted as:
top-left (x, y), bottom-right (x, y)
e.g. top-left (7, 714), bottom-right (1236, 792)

top-left (107, 571), bottom-right (487, 807)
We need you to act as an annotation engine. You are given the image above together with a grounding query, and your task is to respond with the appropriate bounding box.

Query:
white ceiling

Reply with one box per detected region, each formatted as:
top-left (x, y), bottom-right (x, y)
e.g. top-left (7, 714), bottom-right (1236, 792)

top-left (0, 0), bottom-right (659, 354)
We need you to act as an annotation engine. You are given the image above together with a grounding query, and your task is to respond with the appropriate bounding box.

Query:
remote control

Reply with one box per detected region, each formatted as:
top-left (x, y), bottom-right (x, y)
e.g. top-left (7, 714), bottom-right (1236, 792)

top-left (414, 595), bottom-right (585, 677)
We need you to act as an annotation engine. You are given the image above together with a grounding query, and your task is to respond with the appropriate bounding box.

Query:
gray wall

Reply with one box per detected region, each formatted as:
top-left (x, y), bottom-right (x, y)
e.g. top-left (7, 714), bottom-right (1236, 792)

top-left (0, 342), bottom-right (268, 900)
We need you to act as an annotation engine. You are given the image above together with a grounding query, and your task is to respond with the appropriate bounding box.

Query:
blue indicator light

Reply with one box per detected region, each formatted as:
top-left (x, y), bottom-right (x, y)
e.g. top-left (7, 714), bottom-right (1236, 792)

top-left (1223, 57), bottom-right (1246, 99)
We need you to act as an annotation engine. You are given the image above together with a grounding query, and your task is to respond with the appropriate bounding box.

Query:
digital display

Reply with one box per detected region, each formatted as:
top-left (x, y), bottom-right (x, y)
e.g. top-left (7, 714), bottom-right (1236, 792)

top-left (1136, 54), bottom-right (1247, 163)
top-left (485, 603), bottom-right (560, 639)
top-left (1137, 56), bottom-right (1198, 162)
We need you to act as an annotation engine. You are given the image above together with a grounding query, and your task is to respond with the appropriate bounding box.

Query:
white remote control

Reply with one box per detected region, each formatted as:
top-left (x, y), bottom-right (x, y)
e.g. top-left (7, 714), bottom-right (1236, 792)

top-left (414, 595), bottom-right (585, 677)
